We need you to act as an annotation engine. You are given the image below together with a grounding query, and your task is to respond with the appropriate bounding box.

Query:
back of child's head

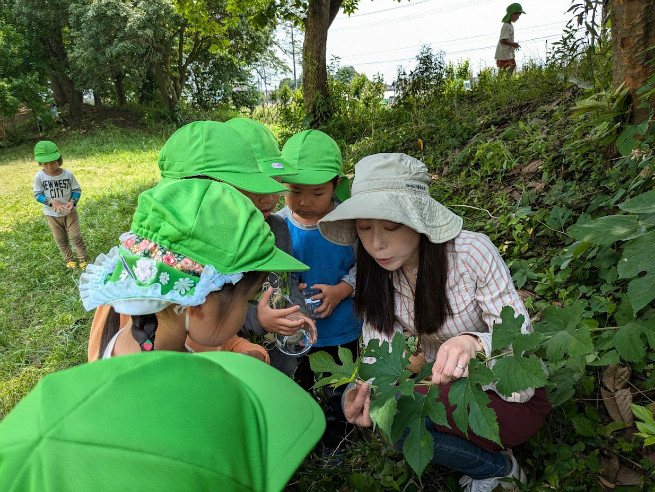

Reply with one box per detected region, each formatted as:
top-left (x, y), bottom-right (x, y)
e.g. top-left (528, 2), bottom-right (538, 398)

top-left (0, 351), bottom-right (326, 491)
top-left (80, 178), bottom-right (308, 351)
top-left (157, 120), bottom-right (288, 195)
top-left (224, 117), bottom-right (297, 178)
top-left (34, 140), bottom-right (61, 165)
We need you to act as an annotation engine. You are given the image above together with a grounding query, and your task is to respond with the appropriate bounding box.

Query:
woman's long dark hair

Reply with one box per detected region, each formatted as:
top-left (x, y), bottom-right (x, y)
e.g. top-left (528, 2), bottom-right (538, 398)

top-left (98, 270), bottom-right (266, 357)
top-left (354, 234), bottom-right (451, 336)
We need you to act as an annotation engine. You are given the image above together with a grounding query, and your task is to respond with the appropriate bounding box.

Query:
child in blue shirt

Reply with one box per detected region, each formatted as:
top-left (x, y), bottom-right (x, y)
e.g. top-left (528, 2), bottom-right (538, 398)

top-left (276, 129), bottom-right (361, 458)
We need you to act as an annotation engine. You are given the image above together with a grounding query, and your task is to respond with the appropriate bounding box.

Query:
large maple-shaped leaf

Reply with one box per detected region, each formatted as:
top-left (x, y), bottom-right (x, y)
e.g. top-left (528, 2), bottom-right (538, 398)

top-left (358, 334), bottom-right (414, 438)
top-left (613, 320), bottom-right (655, 362)
top-left (568, 215), bottom-right (641, 244)
top-left (448, 359), bottom-right (501, 445)
top-left (492, 356), bottom-right (548, 397)
top-left (491, 306), bottom-right (524, 353)
top-left (535, 302), bottom-right (595, 360)
top-left (309, 346), bottom-right (358, 389)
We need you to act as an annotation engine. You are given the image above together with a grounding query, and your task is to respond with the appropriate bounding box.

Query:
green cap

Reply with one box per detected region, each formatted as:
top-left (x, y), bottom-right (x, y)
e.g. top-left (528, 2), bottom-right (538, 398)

top-left (34, 140), bottom-right (60, 163)
top-left (281, 130), bottom-right (345, 185)
top-left (225, 118), bottom-right (296, 178)
top-left (158, 121), bottom-right (288, 194)
top-left (502, 3), bottom-right (525, 22)
top-left (79, 179), bottom-right (308, 315)
top-left (0, 351), bottom-right (326, 491)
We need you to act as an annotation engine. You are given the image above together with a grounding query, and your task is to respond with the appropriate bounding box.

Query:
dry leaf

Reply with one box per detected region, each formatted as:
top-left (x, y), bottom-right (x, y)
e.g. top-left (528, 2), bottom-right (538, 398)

top-left (601, 388), bottom-right (625, 424)
top-left (509, 190), bottom-right (522, 201)
top-left (522, 159), bottom-right (543, 174)
top-left (615, 466), bottom-right (642, 486)
top-left (602, 364), bottom-right (631, 391)
top-left (517, 289), bottom-right (534, 300)
top-left (407, 350), bottom-right (427, 373)
top-left (614, 388), bottom-right (634, 425)
top-left (597, 475), bottom-right (615, 489)
top-left (527, 181), bottom-right (545, 191)
top-left (601, 455), bottom-right (620, 482)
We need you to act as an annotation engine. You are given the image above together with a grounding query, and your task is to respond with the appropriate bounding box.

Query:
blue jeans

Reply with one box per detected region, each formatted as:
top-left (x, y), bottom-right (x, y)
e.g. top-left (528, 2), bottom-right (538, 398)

top-left (396, 418), bottom-right (511, 479)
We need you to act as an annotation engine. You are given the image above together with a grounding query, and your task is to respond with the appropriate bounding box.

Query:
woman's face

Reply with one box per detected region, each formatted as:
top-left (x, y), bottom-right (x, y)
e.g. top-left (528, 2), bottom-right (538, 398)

top-left (187, 280), bottom-right (263, 346)
top-left (355, 219), bottom-right (421, 272)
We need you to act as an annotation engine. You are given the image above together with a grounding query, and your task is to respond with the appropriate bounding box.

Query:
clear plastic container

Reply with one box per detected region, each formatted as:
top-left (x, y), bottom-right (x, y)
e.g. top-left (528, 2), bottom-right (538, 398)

top-left (269, 293), bottom-right (315, 356)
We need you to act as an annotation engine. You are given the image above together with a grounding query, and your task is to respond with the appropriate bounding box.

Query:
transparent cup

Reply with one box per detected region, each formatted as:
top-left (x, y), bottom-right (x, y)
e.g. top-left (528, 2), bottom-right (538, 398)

top-left (302, 287), bottom-right (322, 319)
top-left (269, 293), bottom-right (315, 356)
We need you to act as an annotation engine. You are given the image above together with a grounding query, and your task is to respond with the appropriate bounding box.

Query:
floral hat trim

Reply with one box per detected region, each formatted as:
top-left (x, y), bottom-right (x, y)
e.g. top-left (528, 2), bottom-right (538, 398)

top-left (120, 231), bottom-right (205, 277)
top-left (79, 240), bottom-right (244, 315)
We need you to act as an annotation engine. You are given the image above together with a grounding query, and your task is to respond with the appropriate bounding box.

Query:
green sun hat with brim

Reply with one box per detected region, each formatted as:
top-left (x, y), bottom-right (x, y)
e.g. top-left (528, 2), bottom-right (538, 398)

top-left (34, 140), bottom-right (61, 163)
top-left (0, 351), bottom-right (326, 491)
top-left (225, 118), bottom-right (296, 178)
top-left (502, 3), bottom-right (525, 22)
top-left (79, 179), bottom-right (308, 315)
top-left (281, 129), bottom-right (347, 182)
top-left (158, 120), bottom-right (288, 194)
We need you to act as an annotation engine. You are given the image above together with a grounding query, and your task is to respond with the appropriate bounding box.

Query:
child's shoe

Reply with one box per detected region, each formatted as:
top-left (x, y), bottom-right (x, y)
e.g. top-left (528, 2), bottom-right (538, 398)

top-left (66, 261), bottom-right (77, 269)
top-left (459, 452), bottom-right (526, 491)
top-left (78, 261), bottom-right (88, 269)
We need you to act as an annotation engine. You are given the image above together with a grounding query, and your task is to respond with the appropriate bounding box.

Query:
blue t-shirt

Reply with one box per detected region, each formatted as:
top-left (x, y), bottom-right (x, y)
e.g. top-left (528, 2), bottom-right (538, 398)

top-left (277, 206), bottom-right (362, 347)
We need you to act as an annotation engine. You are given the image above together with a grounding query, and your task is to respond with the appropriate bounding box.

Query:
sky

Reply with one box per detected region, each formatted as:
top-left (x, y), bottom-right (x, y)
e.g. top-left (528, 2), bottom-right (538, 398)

top-left (275, 0), bottom-right (574, 86)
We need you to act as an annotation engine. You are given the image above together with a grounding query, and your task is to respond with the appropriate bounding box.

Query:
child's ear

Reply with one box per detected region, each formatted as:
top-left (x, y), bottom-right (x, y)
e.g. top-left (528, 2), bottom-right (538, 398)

top-left (336, 177), bottom-right (343, 187)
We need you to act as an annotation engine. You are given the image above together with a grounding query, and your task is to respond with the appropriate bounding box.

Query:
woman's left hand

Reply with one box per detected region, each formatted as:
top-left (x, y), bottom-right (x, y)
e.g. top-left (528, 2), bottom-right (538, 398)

top-left (431, 335), bottom-right (479, 385)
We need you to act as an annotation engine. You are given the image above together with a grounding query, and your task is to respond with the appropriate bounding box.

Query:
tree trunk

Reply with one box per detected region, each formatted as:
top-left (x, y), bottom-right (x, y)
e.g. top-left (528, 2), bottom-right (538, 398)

top-left (48, 74), bottom-right (67, 107)
top-left (302, 0), bottom-right (342, 126)
top-left (94, 92), bottom-right (103, 107)
top-left (610, 0), bottom-right (655, 123)
top-left (114, 72), bottom-right (127, 106)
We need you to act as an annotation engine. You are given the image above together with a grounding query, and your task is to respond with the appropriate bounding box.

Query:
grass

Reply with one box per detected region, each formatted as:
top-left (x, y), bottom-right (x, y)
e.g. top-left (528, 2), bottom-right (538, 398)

top-left (0, 125), bottom-right (164, 416)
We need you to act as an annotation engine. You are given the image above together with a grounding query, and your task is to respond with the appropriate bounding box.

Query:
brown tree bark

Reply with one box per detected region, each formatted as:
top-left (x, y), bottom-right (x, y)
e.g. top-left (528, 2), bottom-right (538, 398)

top-left (302, 0), bottom-right (342, 126)
top-left (610, 0), bottom-right (655, 123)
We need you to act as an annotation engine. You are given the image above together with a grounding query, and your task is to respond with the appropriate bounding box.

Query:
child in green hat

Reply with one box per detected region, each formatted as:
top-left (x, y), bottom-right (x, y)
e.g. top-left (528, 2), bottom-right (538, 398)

top-left (80, 177), bottom-right (309, 357)
top-left (87, 121), bottom-right (315, 363)
top-left (276, 129), bottom-right (362, 459)
top-left (494, 3), bottom-right (526, 73)
top-left (0, 351), bottom-right (325, 490)
top-left (33, 140), bottom-right (88, 269)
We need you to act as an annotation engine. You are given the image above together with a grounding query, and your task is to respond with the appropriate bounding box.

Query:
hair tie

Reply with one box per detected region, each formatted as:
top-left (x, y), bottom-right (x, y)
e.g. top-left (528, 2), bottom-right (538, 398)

top-left (131, 314), bottom-right (158, 351)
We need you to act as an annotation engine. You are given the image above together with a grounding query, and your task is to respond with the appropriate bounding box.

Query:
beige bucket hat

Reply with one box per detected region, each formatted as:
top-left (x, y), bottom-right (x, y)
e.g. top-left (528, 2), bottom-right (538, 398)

top-left (318, 153), bottom-right (463, 245)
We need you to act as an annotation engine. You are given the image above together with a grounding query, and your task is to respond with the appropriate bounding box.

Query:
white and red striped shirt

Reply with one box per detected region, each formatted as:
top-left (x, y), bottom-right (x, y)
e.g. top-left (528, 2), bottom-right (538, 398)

top-left (362, 230), bottom-right (536, 403)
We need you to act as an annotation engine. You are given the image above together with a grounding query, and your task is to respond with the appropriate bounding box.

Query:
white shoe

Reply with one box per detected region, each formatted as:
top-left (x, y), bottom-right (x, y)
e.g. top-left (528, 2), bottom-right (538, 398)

top-left (459, 452), bottom-right (527, 491)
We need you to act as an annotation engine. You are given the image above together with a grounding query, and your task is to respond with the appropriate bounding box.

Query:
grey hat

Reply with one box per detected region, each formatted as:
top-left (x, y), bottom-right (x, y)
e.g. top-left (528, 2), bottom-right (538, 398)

top-left (317, 153), bottom-right (462, 245)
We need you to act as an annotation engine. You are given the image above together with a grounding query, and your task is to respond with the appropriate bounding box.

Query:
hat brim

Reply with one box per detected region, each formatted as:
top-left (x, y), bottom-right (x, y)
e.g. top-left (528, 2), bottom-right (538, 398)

top-left (258, 157), bottom-right (298, 178)
top-left (0, 352), bottom-right (325, 490)
top-left (318, 190), bottom-right (463, 245)
top-left (282, 169), bottom-right (339, 185)
top-left (162, 172), bottom-right (289, 194)
top-left (35, 151), bottom-right (61, 163)
top-left (254, 242), bottom-right (310, 272)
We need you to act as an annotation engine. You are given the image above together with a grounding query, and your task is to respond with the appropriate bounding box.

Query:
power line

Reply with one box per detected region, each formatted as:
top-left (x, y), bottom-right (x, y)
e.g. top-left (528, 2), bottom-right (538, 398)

top-left (332, 0), bottom-right (494, 32)
top-left (333, 22), bottom-right (564, 59)
top-left (336, 0), bottom-right (434, 19)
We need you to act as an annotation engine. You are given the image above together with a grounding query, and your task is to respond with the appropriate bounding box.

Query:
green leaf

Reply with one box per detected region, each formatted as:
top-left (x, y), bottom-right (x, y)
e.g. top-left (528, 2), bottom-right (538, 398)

top-left (571, 415), bottom-right (598, 437)
top-left (617, 232), bottom-right (655, 278)
top-left (614, 321), bottom-right (655, 362)
top-left (619, 190), bottom-right (655, 214)
top-left (568, 215), bottom-right (641, 244)
top-left (401, 416), bottom-right (434, 478)
top-left (309, 347), bottom-right (357, 389)
top-left (448, 360), bottom-right (500, 445)
top-left (359, 333), bottom-right (411, 387)
top-left (491, 306), bottom-right (525, 353)
top-left (391, 386), bottom-right (447, 443)
top-left (616, 123), bottom-right (649, 156)
top-left (370, 392), bottom-right (398, 440)
top-left (627, 272), bottom-right (655, 315)
top-left (492, 357), bottom-right (547, 397)
top-left (536, 303), bottom-right (595, 360)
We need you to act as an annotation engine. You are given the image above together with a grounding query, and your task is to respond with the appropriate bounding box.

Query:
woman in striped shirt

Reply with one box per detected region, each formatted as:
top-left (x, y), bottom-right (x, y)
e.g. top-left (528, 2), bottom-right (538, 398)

top-left (318, 153), bottom-right (550, 491)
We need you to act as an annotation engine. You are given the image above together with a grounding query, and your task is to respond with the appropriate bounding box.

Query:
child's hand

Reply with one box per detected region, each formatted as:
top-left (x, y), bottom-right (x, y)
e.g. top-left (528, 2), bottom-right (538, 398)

top-left (50, 199), bottom-right (66, 213)
top-left (298, 282), bottom-right (307, 292)
top-left (256, 287), bottom-right (310, 336)
top-left (243, 349), bottom-right (268, 362)
top-left (65, 201), bottom-right (74, 211)
top-left (310, 281), bottom-right (353, 319)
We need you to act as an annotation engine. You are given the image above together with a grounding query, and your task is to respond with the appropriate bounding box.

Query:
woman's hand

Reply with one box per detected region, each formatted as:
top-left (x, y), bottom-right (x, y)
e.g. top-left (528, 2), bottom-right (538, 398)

top-left (310, 281), bottom-right (353, 319)
top-left (343, 382), bottom-right (372, 428)
top-left (431, 335), bottom-right (479, 385)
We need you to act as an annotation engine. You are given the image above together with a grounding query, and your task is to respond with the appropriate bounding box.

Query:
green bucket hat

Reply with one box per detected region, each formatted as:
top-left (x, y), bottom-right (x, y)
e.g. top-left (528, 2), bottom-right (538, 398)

top-left (0, 351), bottom-right (326, 491)
top-left (158, 120), bottom-right (288, 194)
top-left (281, 129), bottom-right (351, 200)
top-left (34, 140), bottom-right (61, 163)
top-left (225, 118), bottom-right (296, 178)
top-left (80, 179), bottom-right (308, 315)
top-left (502, 3), bottom-right (525, 22)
